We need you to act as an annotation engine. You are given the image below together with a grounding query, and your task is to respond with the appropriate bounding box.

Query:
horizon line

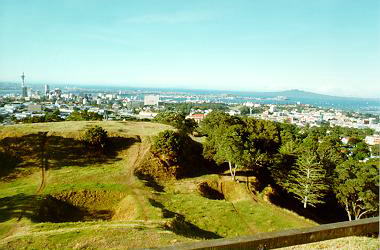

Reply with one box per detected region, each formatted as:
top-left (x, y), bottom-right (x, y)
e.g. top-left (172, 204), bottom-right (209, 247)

top-left (0, 80), bottom-right (379, 100)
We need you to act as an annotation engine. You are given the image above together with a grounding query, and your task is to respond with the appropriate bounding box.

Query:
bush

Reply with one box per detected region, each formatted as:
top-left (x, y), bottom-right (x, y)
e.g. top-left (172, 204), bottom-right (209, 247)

top-left (152, 130), bottom-right (188, 164)
top-left (154, 112), bottom-right (197, 134)
top-left (67, 110), bottom-right (103, 121)
top-left (83, 125), bottom-right (108, 149)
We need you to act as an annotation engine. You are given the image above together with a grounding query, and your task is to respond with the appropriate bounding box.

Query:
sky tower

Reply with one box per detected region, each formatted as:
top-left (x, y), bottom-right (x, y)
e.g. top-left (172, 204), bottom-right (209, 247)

top-left (21, 72), bottom-right (27, 97)
top-left (21, 72), bottom-right (25, 87)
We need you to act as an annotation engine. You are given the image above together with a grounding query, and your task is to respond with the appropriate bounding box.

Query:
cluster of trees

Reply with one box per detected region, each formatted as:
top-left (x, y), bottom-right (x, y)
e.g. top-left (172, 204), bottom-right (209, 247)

top-left (239, 106), bottom-right (265, 115)
top-left (201, 111), bottom-right (280, 180)
top-left (66, 110), bottom-right (103, 121)
top-left (153, 111), bottom-right (197, 134)
top-left (20, 110), bottom-right (63, 123)
top-left (163, 103), bottom-right (228, 115)
top-left (200, 111), bottom-right (379, 220)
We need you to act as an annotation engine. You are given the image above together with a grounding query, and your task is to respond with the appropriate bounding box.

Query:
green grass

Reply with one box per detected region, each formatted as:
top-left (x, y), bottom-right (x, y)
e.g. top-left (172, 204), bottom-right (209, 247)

top-left (0, 121), bottom-right (172, 139)
top-left (0, 121), bottom-right (372, 249)
top-left (2, 224), bottom-right (196, 249)
top-left (157, 191), bottom-right (315, 238)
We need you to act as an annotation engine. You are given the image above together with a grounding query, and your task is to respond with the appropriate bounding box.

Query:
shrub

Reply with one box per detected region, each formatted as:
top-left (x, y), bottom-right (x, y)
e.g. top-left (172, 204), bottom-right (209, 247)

top-left (152, 130), bottom-right (188, 164)
top-left (154, 112), bottom-right (197, 134)
top-left (83, 125), bottom-right (108, 148)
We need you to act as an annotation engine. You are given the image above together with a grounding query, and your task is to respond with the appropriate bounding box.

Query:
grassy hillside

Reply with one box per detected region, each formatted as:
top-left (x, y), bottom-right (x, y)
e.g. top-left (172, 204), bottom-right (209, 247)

top-left (0, 121), bottom-right (351, 249)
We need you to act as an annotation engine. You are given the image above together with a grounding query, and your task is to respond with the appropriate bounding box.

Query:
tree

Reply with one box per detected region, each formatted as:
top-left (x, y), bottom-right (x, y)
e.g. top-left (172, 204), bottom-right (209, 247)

top-left (200, 111), bottom-right (240, 136)
top-left (351, 142), bottom-right (370, 160)
top-left (270, 140), bottom-right (300, 187)
top-left (212, 124), bottom-right (246, 180)
top-left (239, 106), bottom-right (250, 115)
top-left (201, 112), bottom-right (245, 180)
top-left (285, 152), bottom-right (329, 208)
top-left (45, 110), bottom-right (63, 122)
top-left (334, 160), bottom-right (379, 221)
top-left (154, 111), bottom-right (197, 134)
top-left (370, 144), bottom-right (380, 157)
top-left (152, 130), bottom-right (188, 164)
top-left (83, 125), bottom-right (108, 149)
top-left (243, 118), bottom-right (281, 168)
top-left (317, 136), bottom-right (345, 182)
top-left (67, 110), bottom-right (103, 121)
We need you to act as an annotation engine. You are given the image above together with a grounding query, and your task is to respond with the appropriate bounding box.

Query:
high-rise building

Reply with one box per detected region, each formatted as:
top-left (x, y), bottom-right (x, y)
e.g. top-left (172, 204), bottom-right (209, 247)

top-left (22, 86), bottom-right (27, 97)
top-left (27, 88), bottom-right (32, 97)
top-left (44, 84), bottom-right (50, 96)
top-left (21, 72), bottom-right (25, 87)
top-left (144, 95), bottom-right (160, 106)
top-left (21, 72), bottom-right (27, 97)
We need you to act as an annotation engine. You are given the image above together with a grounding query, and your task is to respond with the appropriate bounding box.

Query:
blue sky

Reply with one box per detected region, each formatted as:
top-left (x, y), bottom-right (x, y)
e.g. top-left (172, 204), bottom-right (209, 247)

top-left (0, 0), bottom-right (379, 97)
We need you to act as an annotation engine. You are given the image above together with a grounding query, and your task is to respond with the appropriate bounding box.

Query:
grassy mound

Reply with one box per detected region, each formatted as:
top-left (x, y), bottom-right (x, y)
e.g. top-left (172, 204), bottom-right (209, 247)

top-left (0, 121), bottom-right (355, 249)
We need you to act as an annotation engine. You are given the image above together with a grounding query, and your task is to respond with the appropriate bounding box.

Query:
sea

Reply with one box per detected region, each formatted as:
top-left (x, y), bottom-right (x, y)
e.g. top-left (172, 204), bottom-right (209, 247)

top-left (1, 83), bottom-right (379, 115)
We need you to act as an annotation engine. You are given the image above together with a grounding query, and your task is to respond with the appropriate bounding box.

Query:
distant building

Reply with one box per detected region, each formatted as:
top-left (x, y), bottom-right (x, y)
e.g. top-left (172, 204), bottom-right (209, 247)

top-left (138, 111), bottom-right (158, 119)
top-left (365, 135), bottom-right (380, 145)
top-left (27, 104), bottom-right (42, 113)
top-left (27, 88), bottom-right (32, 97)
top-left (144, 95), bottom-right (159, 106)
top-left (22, 86), bottom-right (27, 97)
top-left (186, 113), bottom-right (206, 123)
top-left (341, 137), bottom-right (350, 145)
top-left (269, 105), bottom-right (277, 113)
top-left (227, 110), bottom-right (241, 116)
top-left (20, 73), bottom-right (28, 97)
top-left (44, 84), bottom-right (50, 96)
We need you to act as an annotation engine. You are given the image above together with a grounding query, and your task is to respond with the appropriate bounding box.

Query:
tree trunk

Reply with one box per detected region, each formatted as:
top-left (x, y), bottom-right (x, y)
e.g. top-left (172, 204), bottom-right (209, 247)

top-left (357, 210), bottom-right (371, 220)
top-left (345, 201), bottom-right (352, 221)
top-left (303, 196), bottom-right (308, 208)
top-left (228, 161), bottom-right (235, 180)
top-left (233, 164), bottom-right (237, 181)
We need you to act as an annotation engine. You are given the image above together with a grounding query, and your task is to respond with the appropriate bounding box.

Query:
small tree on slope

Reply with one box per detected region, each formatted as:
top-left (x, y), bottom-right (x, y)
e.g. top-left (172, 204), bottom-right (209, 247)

top-left (285, 152), bottom-right (329, 208)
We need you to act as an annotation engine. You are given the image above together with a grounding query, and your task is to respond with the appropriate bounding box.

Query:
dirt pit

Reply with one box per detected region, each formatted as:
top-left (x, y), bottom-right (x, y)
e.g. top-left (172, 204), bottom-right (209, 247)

top-left (197, 182), bottom-right (225, 200)
top-left (36, 190), bottom-right (123, 222)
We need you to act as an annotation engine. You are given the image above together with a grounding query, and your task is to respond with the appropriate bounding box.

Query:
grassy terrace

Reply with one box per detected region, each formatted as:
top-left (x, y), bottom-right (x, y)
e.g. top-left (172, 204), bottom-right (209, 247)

top-left (0, 121), bottom-right (375, 249)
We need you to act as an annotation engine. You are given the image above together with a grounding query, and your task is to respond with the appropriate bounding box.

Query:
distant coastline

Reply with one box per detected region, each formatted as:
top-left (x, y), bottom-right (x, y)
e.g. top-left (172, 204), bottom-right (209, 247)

top-left (1, 82), bottom-right (379, 114)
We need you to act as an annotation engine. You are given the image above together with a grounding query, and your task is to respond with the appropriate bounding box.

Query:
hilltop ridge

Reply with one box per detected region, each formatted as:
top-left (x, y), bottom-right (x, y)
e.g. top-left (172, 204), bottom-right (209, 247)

top-left (0, 121), bottom-right (316, 249)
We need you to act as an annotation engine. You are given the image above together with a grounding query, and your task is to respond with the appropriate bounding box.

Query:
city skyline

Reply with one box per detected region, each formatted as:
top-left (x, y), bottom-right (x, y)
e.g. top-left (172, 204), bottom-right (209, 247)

top-left (1, 0), bottom-right (379, 98)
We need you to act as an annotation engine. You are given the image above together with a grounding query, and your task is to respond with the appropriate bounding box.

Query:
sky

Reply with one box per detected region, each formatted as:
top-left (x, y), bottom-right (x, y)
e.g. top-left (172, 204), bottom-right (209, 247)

top-left (0, 0), bottom-right (379, 98)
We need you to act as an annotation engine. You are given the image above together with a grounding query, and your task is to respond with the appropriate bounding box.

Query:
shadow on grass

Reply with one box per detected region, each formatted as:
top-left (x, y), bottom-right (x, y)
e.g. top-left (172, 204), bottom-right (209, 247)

top-left (269, 186), bottom-right (347, 224)
top-left (0, 193), bottom-right (38, 223)
top-left (0, 151), bottom-right (22, 180)
top-left (0, 193), bottom-right (113, 223)
top-left (0, 134), bottom-right (139, 180)
top-left (148, 198), bottom-right (222, 240)
top-left (134, 172), bottom-right (165, 192)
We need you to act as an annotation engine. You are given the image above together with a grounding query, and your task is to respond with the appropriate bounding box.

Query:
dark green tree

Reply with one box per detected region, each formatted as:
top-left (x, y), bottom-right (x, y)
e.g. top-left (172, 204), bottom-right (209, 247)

top-left (334, 159), bottom-right (379, 221)
top-left (152, 130), bottom-right (188, 164)
top-left (370, 144), bottom-right (380, 157)
top-left (67, 110), bottom-right (103, 121)
top-left (212, 124), bottom-right (246, 180)
top-left (351, 142), bottom-right (370, 160)
top-left (83, 125), bottom-right (108, 149)
top-left (154, 111), bottom-right (197, 134)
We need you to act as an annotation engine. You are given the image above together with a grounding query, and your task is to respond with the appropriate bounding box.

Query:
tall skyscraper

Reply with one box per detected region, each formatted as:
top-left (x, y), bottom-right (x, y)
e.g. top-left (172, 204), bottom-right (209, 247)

top-left (21, 72), bottom-right (25, 87)
top-left (21, 72), bottom-right (27, 97)
top-left (44, 84), bottom-right (50, 96)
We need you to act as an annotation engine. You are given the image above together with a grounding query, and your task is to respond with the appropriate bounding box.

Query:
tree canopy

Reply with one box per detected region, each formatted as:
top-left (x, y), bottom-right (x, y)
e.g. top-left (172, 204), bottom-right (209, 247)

top-left (334, 159), bottom-right (379, 220)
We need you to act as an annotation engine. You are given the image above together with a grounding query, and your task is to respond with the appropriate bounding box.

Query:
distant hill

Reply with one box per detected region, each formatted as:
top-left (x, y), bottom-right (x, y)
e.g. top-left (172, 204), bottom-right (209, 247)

top-left (240, 89), bottom-right (376, 100)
